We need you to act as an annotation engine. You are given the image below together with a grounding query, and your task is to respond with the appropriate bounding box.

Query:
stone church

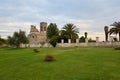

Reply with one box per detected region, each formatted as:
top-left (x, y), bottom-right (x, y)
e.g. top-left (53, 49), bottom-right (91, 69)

top-left (28, 22), bottom-right (47, 44)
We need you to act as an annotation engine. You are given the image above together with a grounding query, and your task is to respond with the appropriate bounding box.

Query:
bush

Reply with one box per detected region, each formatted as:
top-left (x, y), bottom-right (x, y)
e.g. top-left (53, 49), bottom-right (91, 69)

top-left (44, 54), bottom-right (55, 62)
top-left (114, 47), bottom-right (120, 50)
top-left (33, 49), bottom-right (39, 53)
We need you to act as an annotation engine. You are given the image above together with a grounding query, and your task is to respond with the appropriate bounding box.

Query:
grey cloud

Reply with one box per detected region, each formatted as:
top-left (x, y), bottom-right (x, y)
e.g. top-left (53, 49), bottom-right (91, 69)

top-left (0, 0), bottom-right (120, 40)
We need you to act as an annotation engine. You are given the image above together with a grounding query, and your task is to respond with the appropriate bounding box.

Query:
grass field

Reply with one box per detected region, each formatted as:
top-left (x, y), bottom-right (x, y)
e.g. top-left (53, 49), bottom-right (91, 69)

top-left (0, 47), bottom-right (120, 80)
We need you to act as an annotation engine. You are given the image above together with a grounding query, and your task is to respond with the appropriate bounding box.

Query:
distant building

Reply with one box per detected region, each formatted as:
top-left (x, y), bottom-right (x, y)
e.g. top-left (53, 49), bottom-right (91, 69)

top-left (28, 22), bottom-right (47, 44)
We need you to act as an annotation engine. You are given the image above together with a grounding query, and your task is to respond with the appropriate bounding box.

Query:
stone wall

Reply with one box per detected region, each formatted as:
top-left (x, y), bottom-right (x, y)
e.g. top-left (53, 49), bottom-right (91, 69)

top-left (20, 43), bottom-right (51, 48)
top-left (20, 42), bottom-right (120, 48)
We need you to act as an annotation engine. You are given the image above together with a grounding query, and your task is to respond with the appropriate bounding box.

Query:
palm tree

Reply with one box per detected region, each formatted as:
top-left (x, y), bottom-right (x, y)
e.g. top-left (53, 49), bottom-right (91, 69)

top-left (61, 23), bottom-right (79, 42)
top-left (104, 26), bottom-right (109, 42)
top-left (109, 22), bottom-right (120, 41)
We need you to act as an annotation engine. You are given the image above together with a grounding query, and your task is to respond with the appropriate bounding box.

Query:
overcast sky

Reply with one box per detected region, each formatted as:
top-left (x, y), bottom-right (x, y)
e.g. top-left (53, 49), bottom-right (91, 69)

top-left (0, 0), bottom-right (120, 41)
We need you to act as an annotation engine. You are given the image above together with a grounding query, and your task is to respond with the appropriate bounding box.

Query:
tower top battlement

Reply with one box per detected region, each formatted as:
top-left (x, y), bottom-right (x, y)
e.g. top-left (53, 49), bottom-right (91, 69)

top-left (40, 22), bottom-right (47, 32)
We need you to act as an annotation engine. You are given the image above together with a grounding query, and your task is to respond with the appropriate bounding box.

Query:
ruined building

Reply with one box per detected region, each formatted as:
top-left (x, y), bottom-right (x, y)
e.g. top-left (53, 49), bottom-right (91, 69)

top-left (28, 22), bottom-right (47, 44)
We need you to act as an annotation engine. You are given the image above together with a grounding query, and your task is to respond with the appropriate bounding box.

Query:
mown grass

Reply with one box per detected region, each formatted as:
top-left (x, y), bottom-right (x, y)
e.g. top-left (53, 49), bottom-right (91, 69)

top-left (0, 47), bottom-right (120, 80)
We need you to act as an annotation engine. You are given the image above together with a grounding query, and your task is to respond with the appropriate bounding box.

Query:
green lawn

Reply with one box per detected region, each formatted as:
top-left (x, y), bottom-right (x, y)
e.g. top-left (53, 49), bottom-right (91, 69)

top-left (0, 47), bottom-right (120, 80)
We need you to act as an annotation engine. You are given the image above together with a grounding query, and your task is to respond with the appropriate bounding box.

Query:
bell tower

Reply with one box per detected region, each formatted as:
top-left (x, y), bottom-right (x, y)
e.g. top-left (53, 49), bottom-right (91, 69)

top-left (40, 22), bottom-right (47, 33)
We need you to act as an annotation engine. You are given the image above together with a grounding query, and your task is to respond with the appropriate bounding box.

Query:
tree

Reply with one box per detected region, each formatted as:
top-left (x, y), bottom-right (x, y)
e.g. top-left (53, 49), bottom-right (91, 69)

top-left (49, 36), bottom-right (58, 47)
top-left (47, 23), bottom-right (59, 39)
top-left (7, 30), bottom-right (28, 48)
top-left (61, 23), bottom-right (79, 43)
top-left (88, 38), bottom-right (96, 42)
top-left (47, 23), bottom-right (59, 47)
top-left (79, 36), bottom-right (85, 42)
top-left (109, 22), bottom-right (120, 41)
top-left (0, 36), bottom-right (6, 45)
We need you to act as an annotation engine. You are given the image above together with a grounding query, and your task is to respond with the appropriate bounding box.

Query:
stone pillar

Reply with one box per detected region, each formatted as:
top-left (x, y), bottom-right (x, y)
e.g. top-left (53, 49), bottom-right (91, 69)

top-left (76, 39), bottom-right (79, 43)
top-left (84, 32), bottom-right (87, 39)
top-left (104, 26), bottom-right (109, 42)
top-left (96, 37), bottom-right (99, 43)
top-left (85, 38), bottom-right (88, 43)
top-left (68, 39), bottom-right (71, 44)
top-left (61, 39), bottom-right (64, 44)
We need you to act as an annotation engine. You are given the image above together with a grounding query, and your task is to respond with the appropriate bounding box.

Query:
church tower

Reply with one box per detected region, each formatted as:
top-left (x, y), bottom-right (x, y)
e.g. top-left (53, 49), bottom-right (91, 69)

top-left (40, 22), bottom-right (47, 33)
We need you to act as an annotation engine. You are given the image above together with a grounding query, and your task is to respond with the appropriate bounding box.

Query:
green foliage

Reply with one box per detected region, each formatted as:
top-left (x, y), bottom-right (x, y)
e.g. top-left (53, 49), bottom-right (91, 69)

top-left (60, 23), bottom-right (79, 43)
top-left (109, 27), bottom-right (119, 35)
top-left (7, 30), bottom-right (28, 48)
top-left (0, 37), bottom-right (6, 45)
top-left (33, 49), bottom-right (39, 53)
top-left (47, 23), bottom-right (59, 39)
top-left (7, 36), bottom-right (14, 46)
top-left (109, 22), bottom-right (120, 41)
top-left (79, 36), bottom-right (85, 42)
top-left (47, 23), bottom-right (59, 47)
top-left (88, 38), bottom-right (96, 42)
top-left (58, 35), bottom-right (68, 43)
top-left (49, 36), bottom-right (58, 47)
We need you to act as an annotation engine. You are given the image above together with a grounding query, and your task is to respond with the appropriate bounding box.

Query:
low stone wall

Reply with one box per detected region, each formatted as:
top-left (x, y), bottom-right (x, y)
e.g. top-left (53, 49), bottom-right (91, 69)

top-left (20, 42), bottom-right (120, 48)
top-left (20, 43), bottom-right (51, 48)
top-left (57, 42), bottom-right (120, 47)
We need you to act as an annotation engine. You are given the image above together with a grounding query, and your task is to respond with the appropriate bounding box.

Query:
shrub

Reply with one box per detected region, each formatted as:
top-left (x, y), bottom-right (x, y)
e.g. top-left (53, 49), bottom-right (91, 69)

top-left (114, 47), bottom-right (120, 50)
top-left (74, 46), bottom-right (78, 47)
top-left (44, 54), bottom-right (55, 62)
top-left (33, 49), bottom-right (39, 53)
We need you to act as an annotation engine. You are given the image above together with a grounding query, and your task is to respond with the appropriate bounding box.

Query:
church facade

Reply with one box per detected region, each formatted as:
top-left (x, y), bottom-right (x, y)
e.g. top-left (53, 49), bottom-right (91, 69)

top-left (28, 22), bottom-right (47, 44)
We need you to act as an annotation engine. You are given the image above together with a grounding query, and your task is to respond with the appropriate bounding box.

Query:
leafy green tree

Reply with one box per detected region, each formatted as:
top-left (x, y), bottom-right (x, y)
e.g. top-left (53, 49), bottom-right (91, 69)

top-left (47, 23), bottom-right (59, 47)
top-left (61, 23), bottom-right (79, 43)
top-left (7, 36), bottom-right (14, 46)
top-left (109, 22), bottom-right (120, 41)
top-left (79, 36), bottom-right (85, 42)
top-left (47, 23), bottom-right (59, 39)
top-left (7, 30), bottom-right (28, 48)
top-left (0, 36), bottom-right (6, 45)
top-left (88, 38), bottom-right (96, 42)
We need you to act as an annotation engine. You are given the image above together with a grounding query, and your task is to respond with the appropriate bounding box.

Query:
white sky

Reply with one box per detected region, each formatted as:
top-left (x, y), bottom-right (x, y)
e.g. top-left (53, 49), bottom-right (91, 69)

top-left (0, 0), bottom-right (120, 41)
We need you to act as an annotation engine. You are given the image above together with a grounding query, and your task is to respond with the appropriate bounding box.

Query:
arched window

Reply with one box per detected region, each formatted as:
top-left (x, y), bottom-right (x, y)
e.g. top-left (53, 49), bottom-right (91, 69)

top-left (32, 36), bottom-right (34, 38)
top-left (44, 27), bottom-right (46, 31)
